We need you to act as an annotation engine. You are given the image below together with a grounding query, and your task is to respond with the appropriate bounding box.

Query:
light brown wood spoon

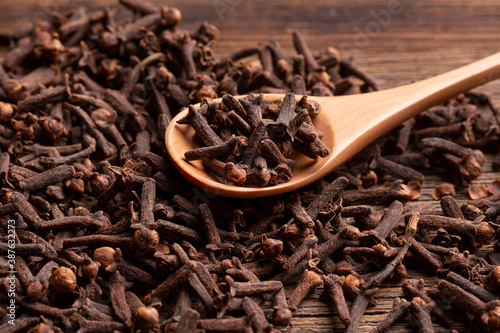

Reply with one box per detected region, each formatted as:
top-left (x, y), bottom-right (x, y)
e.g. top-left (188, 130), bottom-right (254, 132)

top-left (166, 53), bottom-right (500, 198)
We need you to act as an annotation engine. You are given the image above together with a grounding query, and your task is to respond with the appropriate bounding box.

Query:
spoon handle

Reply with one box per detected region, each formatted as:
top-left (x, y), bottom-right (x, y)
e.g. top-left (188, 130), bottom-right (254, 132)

top-left (390, 51), bottom-right (500, 114)
top-left (321, 52), bottom-right (500, 181)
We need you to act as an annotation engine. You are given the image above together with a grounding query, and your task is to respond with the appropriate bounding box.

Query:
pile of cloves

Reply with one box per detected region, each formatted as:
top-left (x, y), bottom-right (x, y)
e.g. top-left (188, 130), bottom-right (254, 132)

top-left (1, 0), bottom-right (500, 332)
top-left (181, 92), bottom-right (328, 187)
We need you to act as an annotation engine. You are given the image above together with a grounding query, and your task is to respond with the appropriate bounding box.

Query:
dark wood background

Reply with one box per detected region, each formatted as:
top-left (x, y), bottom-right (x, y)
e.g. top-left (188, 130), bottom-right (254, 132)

top-left (2, 0), bottom-right (500, 332)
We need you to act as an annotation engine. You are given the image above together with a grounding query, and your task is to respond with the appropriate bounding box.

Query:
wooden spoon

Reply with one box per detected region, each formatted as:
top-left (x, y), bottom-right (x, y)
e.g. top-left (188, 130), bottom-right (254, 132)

top-left (166, 53), bottom-right (500, 198)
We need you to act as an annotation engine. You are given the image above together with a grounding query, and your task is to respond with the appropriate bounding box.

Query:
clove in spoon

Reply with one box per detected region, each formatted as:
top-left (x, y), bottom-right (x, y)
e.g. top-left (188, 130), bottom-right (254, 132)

top-left (166, 53), bottom-right (500, 198)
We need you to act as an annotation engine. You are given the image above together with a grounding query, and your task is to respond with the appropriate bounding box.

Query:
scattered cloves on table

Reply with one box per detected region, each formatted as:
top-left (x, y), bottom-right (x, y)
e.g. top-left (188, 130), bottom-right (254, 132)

top-left (1, 1), bottom-right (500, 332)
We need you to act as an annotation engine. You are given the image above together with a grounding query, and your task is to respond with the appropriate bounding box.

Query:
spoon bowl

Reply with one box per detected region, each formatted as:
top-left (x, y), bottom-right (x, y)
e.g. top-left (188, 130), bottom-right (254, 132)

top-left (166, 52), bottom-right (500, 198)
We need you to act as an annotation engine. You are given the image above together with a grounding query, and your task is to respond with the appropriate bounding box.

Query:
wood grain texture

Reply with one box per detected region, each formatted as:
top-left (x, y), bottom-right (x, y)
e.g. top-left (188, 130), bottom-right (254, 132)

top-left (2, 0), bottom-right (500, 332)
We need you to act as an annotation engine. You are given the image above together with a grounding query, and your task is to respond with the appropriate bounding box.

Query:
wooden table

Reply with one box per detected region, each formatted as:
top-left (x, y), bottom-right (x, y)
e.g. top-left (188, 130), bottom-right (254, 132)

top-left (2, 1), bottom-right (500, 332)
